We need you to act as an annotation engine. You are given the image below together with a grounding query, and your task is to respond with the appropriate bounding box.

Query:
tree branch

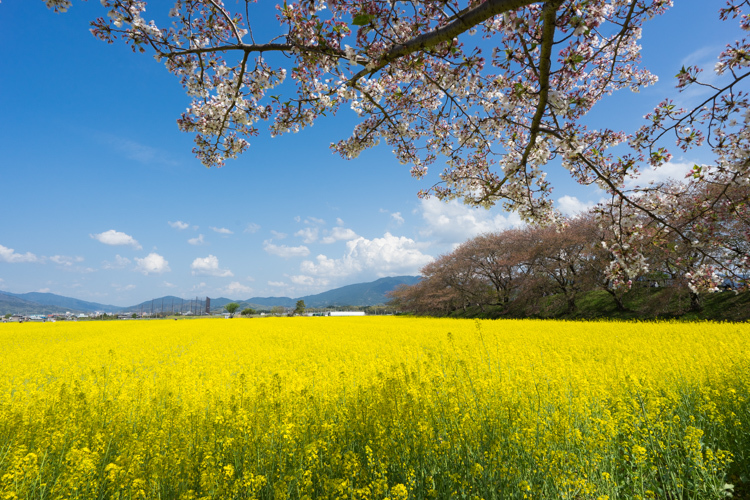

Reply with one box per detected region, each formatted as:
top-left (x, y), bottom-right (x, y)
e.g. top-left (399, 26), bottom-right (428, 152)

top-left (350, 0), bottom-right (543, 82)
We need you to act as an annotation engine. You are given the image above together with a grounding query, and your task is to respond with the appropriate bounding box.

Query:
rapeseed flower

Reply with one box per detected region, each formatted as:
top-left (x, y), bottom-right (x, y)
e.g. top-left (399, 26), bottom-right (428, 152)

top-left (0, 317), bottom-right (747, 499)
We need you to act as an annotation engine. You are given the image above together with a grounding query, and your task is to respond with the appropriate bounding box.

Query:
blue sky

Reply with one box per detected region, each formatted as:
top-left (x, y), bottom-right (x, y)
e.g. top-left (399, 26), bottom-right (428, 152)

top-left (0, 1), bottom-right (735, 306)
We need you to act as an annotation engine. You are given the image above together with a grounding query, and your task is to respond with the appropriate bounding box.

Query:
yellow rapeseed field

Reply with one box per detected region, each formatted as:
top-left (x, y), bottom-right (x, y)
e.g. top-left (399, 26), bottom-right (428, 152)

top-left (1, 317), bottom-right (748, 500)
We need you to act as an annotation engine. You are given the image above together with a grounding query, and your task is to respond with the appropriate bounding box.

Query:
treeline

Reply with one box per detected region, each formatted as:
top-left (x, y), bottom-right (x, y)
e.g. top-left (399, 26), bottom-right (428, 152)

top-left (388, 212), bottom-right (745, 318)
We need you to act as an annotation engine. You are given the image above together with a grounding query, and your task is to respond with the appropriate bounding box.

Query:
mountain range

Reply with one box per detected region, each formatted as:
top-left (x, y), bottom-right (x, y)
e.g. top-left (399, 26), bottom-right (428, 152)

top-left (0, 276), bottom-right (420, 315)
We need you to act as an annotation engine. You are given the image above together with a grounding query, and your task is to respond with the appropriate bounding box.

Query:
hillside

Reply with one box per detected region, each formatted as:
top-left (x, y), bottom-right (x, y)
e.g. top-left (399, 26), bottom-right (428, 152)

top-left (7, 291), bottom-right (120, 313)
top-left (0, 276), bottom-right (421, 316)
top-left (119, 296), bottom-right (202, 315)
top-left (0, 293), bottom-right (71, 315)
top-left (208, 276), bottom-right (421, 312)
top-left (297, 276), bottom-right (421, 307)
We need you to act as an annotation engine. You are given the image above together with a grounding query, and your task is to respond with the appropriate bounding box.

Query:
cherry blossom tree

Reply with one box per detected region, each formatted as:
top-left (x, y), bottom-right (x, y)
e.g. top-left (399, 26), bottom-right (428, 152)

top-left (526, 215), bottom-right (600, 312)
top-left (459, 229), bottom-right (531, 305)
top-left (44, 0), bottom-right (749, 290)
top-left (387, 275), bottom-right (463, 315)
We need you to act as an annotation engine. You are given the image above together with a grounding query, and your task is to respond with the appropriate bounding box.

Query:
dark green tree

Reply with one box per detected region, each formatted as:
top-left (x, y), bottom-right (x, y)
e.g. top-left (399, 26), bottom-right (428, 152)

top-left (241, 307), bottom-right (256, 317)
top-left (294, 300), bottom-right (306, 315)
top-left (224, 302), bottom-right (240, 318)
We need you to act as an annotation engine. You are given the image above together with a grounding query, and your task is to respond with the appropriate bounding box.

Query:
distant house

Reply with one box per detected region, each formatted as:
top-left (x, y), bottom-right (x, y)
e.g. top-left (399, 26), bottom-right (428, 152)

top-left (327, 311), bottom-right (366, 317)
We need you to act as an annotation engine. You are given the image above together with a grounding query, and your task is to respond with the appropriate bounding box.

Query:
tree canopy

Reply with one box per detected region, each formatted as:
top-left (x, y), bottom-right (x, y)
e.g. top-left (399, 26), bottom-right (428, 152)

top-left (389, 210), bottom-right (747, 318)
top-left (295, 300), bottom-right (306, 315)
top-left (224, 302), bottom-right (240, 317)
top-left (44, 0), bottom-right (749, 292)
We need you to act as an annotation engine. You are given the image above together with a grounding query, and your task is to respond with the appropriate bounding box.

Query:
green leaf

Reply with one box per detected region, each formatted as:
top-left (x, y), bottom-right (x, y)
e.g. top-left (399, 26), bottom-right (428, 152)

top-left (352, 13), bottom-right (376, 26)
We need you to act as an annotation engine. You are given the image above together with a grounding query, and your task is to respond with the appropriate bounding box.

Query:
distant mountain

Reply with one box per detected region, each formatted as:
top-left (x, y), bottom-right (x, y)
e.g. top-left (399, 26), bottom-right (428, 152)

top-left (133, 276), bottom-right (420, 313)
top-left (243, 297), bottom-right (297, 308)
top-left (297, 276), bottom-right (421, 307)
top-left (0, 291), bottom-right (119, 315)
top-left (0, 276), bottom-right (421, 316)
top-left (7, 291), bottom-right (119, 313)
top-left (119, 296), bottom-right (199, 314)
top-left (205, 296), bottom-right (296, 309)
top-left (1, 292), bottom-right (69, 315)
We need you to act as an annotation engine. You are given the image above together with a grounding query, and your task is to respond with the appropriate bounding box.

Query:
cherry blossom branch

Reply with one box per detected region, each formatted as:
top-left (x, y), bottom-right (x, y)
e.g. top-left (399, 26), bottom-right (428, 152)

top-left (350, 0), bottom-right (542, 83)
top-left (204, 0), bottom-right (244, 44)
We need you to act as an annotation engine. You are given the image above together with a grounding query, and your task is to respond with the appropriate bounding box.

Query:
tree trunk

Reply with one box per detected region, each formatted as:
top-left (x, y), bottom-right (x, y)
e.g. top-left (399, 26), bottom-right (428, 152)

top-left (566, 292), bottom-right (577, 313)
top-left (605, 289), bottom-right (629, 312)
top-left (689, 291), bottom-right (703, 312)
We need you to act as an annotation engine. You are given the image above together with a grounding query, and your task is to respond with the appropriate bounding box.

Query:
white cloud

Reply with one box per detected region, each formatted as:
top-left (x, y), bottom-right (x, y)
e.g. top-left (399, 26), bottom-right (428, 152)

top-left (188, 234), bottom-right (206, 245)
top-left (263, 240), bottom-right (310, 258)
top-left (295, 227), bottom-right (319, 243)
top-left (102, 255), bottom-right (131, 269)
top-left (50, 255), bottom-right (84, 267)
top-left (302, 216), bottom-right (325, 225)
top-left (336, 218), bottom-right (345, 226)
top-left (162, 281), bottom-right (177, 288)
top-left (271, 230), bottom-right (288, 239)
top-left (301, 232), bottom-right (433, 279)
top-left (168, 220), bottom-right (190, 230)
top-left (37, 287), bottom-right (51, 293)
top-left (418, 198), bottom-right (523, 245)
top-left (268, 280), bottom-right (287, 287)
top-left (557, 195), bottom-right (595, 216)
top-left (134, 253), bottom-right (170, 275)
top-left (244, 223), bottom-right (261, 233)
top-left (210, 226), bottom-right (234, 235)
top-left (223, 281), bottom-right (253, 296)
top-left (321, 227), bottom-right (359, 244)
top-left (190, 255), bottom-right (233, 277)
top-left (0, 244), bottom-right (39, 263)
top-left (290, 274), bottom-right (316, 286)
top-left (287, 275), bottom-right (332, 291)
top-left (90, 230), bottom-right (142, 249)
top-left (49, 255), bottom-right (93, 273)
top-left (381, 209), bottom-right (405, 225)
top-left (624, 160), bottom-right (695, 190)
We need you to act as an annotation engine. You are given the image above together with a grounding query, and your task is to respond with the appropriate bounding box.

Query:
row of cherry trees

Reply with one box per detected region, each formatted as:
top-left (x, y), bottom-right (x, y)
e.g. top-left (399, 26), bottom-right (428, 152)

top-left (389, 184), bottom-right (749, 316)
top-left (44, 0), bottom-right (749, 292)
